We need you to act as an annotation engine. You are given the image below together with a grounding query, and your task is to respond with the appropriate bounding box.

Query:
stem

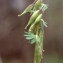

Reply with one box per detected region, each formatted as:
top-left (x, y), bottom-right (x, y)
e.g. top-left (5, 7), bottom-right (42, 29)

top-left (40, 29), bottom-right (44, 58)
top-left (34, 20), bottom-right (44, 63)
top-left (40, 20), bottom-right (44, 52)
top-left (34, 23), bottom-right (43, 63)
top-left (34, 24), bottom-right (39, 63)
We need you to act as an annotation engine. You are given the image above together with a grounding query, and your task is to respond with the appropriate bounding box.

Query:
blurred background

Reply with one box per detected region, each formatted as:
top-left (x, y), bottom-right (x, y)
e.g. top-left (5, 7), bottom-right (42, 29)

top-left (0, 0), bottom-right (63, 63)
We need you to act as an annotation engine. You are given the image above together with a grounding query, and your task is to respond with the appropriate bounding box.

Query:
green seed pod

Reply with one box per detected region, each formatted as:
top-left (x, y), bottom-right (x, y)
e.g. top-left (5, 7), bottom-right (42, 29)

top-left (33, 0), bottom-right (43, 11)
top-left (29, 24), bottom-right (40, 35)
top-left (29, 14), bottom-right (42, 32)
top-left (18, 4), bottom-right (34, 16)
top-left (29, 23), bottom-right (35, 32)
top-left (34, 14), bottom-right (42, 24)
top-left (25, 10), bottom-right (40, 29)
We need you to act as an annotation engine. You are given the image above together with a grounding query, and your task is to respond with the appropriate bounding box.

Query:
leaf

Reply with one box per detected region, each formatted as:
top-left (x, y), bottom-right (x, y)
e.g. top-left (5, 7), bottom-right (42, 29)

top-left (43, 22), bottom-right (48, 27)
top-left (24, 35), bottom-right (30, 36)
top-left (30, 38), bottom-right (36, 44)
top-left (24, 33), bottom-right (35, 38)
top-left (25, 32), bottom-right (35, 36)
top-left (24, 31), bottom-right (36, 41)
top-left (26, 35), bottom-right (35, 40)
top-left (25, 32), bottom-right (32, 35)
top-left (24, 31), bottom-right (40, 44)
top-left (41, 3), bottom-right (48, 11)
top-left (41, 19), bottom-right (48, 27)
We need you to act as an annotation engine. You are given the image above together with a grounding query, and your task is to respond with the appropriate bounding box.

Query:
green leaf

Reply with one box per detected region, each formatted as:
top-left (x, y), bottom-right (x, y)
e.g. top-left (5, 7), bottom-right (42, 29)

top-left (41, 3), bottom-right (48, 11)
top-left (41, 19), bottom-right (48, 27)
top-left (25, 32), bottom-right (35, 36)
top-left (24, 31), bottom-right (41, 44)
top-left (30, 38), bottom-right (36, 44)
top-left (24, 31), bottom-right (36, 41)
top-left (24, 35), bottom-right (30, 36)
top-left (25, 32), bottom-right (32, 35)
top-left (43, 21), bottom-right (48, 27)
top-left (26, 35), bottom-right (35, 40)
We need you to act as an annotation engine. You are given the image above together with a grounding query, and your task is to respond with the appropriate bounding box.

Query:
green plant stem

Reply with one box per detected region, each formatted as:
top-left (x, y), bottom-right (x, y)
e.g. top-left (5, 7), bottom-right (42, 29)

top-left (40, 29), bottom-right (44, 58)
top-left (34, 19), bottom-right (44, 63)
top-left (34, 24), bottom-right (39, 63)
top-left (33, 22), bottom-right (44, 63)
top-left (40, 20), bottom-right (44, 53)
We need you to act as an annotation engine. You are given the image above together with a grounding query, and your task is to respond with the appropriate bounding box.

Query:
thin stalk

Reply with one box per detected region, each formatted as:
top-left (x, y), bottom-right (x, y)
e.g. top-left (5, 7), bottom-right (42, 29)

top-left (40, 20), bottom-right (44, 53)
top-left (34, 20), bottom-right (44, 63)
top-left (34, 23), bottom-right (42, 63)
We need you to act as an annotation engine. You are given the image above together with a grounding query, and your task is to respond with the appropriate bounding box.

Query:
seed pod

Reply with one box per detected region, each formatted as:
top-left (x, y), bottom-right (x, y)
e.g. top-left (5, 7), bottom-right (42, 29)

top-left (29, 14), bottom-right (42, 32)
top-left (33, 0), bottom-right (43, 11)
top-left (18, 4), bottom-right (34, 16)
top-left (25, 10), bottom-right (40, 29)
top-left (34, 14), bottom-right (42, 24)
top-left (29, 23), bottom-right (35, 32)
